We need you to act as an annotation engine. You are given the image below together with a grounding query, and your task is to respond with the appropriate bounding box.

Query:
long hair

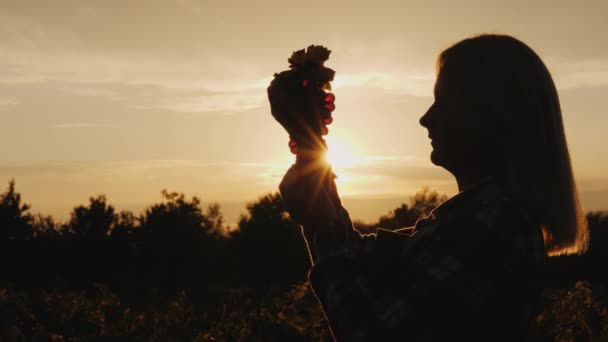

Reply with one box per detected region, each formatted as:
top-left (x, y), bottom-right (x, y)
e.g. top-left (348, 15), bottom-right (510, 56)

top-left (437, 34), bottom-right (589, 255)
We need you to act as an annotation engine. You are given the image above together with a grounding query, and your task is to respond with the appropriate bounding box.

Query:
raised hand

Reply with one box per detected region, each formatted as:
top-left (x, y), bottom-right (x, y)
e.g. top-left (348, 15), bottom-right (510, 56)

top-left (268, 45), bottom-right (343, 227)
top-left (279, 160), bottom-right (340, 227)
top-left (267, 45), bottom-right (335, 165)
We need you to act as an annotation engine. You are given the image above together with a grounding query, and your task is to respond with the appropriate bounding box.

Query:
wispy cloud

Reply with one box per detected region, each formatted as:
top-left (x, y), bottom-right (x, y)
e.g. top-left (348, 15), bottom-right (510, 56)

top-left (0, 97), bottom-right (18, 111)
top-left (549, 58), bottom-right (608, 90)
top-left (1, 158), bottom-right (605, 223)
top-left (0, 51), bottom-right (272, 115)
top-left (131, 92), bottom-right (266, 114)
top-left (53, 122), bottom-right (116, 129)
top-left (333, 71), bottom-right (434, 97)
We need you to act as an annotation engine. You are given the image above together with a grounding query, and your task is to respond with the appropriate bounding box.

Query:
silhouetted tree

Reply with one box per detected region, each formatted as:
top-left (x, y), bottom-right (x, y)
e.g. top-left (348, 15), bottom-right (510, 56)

top-left (137, 190), bottom-right (224, 290)
top-left (586, 211), bottom-right (608, 259)
top-left (0, 178), bottom-right (604, 340)
top-left (232, 192), bottom-right (310, 284)
top-left (31, 213), bottom-right (59, 239)
top-left (140, 190), bottom-right (221, 239)
top-left (64, 195), bottom-right (116, 239)
top-left (206, 203), bottom-right (225, 238)
top-left (376, 187), bottom-right (448, 230)
top-left (352, 219), bottom-right (376, 234)
top-left (109, 210), bottom-right (138, 240)
top-left (0, 180), bottom-right (34, 241)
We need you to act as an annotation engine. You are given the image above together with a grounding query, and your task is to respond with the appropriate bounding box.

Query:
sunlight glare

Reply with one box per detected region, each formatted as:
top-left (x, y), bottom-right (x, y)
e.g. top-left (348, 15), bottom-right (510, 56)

top-left (324, 136), bottom-right (361, 170)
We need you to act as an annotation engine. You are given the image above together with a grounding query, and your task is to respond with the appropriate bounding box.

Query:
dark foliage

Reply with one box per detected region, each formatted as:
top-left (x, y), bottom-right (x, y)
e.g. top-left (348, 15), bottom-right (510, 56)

top-left (0, 180), bottom-right (34, 241)
top-left (0, 180), bottom-right (606, 340)
top-left (543, 211), bottom-right (608, 288)
top-left (230, 193), bottom-right (311, 285)
top-left (375, 186), bottom-right (448, 230)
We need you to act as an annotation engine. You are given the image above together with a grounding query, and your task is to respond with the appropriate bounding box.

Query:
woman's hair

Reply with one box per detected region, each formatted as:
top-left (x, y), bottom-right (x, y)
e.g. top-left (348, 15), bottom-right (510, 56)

top-left (437, 34), bottom-right (589, 255)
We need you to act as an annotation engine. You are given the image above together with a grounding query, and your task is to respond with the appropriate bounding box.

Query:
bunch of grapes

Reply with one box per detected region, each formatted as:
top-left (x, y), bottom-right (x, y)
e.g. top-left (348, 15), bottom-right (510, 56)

top-left (267, 45), bottom-right (336, 156)
top-left (287, 85), bottom-right (336, 154)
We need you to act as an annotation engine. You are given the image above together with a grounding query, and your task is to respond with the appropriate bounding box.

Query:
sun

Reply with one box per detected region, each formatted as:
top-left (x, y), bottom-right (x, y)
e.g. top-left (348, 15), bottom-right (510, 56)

top-left (324, 136), bottom-right (360, 169)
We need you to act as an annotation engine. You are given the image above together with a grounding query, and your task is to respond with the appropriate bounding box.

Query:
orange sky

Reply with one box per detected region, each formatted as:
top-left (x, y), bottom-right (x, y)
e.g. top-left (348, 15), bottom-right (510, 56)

top-left (0, 1), bottom-right (607, 225)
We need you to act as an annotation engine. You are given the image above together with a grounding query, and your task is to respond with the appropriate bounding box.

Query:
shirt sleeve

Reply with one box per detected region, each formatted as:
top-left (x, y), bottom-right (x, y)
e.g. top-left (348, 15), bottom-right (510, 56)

top-left (305, 203), bottom-right (544, 341)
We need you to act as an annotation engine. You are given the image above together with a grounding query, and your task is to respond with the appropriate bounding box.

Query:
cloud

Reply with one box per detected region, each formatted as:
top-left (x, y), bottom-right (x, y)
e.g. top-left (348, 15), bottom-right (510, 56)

top-left (0, 159), bottom-right (290, 184)
top-left (0, 10), bottom-right (437, 116)
top-left (0, 97), bottom-right (18, 111)
top-left (0, 157), bottom-right (438, 192)
top-left (53, 122), bottom-right (116, 129)
top-left (0, 45), bottom-right (273, 114)
top-left (305, 153), bottom-right (456, 198)
top-left (549, 58), bottom-right (608, 90)
top-left (333, 71), bottom-right (434, 97)
top-left (0, 3), bottom-right (434, 115)
top-left (1, 158), bottom-right (605, 224)
top-left (130, 91), bottom-right (266, 114)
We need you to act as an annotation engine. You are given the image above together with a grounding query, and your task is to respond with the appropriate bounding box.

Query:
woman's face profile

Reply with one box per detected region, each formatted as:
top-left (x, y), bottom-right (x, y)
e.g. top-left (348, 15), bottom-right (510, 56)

top-left (419, 67), bottom-right (495, 176)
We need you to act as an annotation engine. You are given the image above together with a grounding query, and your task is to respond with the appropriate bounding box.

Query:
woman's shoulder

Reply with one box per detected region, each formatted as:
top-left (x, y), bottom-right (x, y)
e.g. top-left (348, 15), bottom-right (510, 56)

top-left (433, 178), bottom-right (533, 228)
top-left (375, 181), bottom-right (541, 244)
top-left (450, 182), bottom-right (547, 265)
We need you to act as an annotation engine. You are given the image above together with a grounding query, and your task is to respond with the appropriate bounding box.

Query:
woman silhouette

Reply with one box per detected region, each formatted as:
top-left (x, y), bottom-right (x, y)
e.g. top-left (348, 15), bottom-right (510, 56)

top-left (279, 34), bottom-right (589, 341)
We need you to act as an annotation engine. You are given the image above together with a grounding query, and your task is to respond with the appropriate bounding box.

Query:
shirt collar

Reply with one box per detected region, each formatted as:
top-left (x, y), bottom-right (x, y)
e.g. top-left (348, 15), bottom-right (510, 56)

top-left (430, 175), bottom-right (503, 220)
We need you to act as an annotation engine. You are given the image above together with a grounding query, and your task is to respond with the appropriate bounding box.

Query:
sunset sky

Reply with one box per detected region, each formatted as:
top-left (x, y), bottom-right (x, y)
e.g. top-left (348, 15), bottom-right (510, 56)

top-left (1, 1), bottom-right (607, 226)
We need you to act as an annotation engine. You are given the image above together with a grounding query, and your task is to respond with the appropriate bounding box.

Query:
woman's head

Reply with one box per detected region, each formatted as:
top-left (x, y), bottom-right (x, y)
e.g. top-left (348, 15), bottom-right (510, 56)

top-left (419, 34), bottom-right (589, 255)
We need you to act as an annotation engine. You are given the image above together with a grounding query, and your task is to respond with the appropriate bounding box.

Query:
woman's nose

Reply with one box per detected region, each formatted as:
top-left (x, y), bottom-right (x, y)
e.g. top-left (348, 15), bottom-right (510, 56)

top-left (419, 103), bottom-right (434, 128)
top-left (419, 113), bottom-right (427, 128)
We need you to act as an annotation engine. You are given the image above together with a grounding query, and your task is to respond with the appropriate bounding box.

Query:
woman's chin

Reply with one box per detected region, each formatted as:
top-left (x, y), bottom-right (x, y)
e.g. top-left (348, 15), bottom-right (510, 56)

top-left (429, 149), bottom-right (455, 174)
top-left (429, 149), bottom-right (443, 166)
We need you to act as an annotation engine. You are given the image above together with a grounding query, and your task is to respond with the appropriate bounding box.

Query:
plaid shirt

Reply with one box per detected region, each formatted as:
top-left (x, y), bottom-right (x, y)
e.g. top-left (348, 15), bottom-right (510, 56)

top-left (300, 176), bottom-right (547, 341)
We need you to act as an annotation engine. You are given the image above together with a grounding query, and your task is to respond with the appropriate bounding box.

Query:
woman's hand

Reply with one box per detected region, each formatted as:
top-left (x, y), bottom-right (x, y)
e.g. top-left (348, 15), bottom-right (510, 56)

top-left (280, 158), bottom-right (359, 264)
top-left (279, 159), bottom-right (341, 227)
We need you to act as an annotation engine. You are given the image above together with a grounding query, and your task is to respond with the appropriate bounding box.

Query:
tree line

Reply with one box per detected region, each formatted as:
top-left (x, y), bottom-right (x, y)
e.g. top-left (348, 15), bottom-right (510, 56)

top-left (0, 179), bottom-right (606, 295)
top-left (0, 179), bottom-right (607, 340)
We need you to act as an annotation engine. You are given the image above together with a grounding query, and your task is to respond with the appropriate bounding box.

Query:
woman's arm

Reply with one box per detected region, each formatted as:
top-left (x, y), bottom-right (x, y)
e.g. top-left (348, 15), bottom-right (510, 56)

top-left (279, 161), bottom-right (365, 264)
top-left (303, 201), bottom-right (545, 341)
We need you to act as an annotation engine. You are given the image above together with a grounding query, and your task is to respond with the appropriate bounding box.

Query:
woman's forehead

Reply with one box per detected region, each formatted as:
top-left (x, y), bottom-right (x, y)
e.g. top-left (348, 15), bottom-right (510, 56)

top-left (434, 70), bottom-right (460, 98)
top-left (435, 63), bottom-right (483, 98)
